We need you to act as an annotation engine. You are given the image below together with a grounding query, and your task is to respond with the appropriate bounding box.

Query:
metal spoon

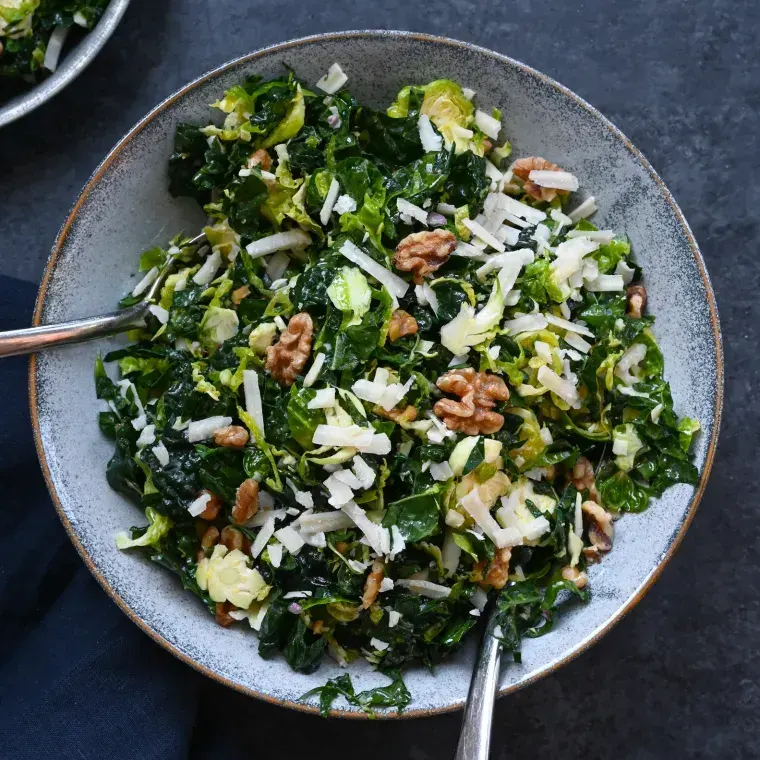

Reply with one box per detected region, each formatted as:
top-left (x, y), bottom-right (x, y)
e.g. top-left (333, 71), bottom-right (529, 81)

top-left (0, 235), bottom-right (203, 359)
top-left (454, 604), bottom-right (503, 760)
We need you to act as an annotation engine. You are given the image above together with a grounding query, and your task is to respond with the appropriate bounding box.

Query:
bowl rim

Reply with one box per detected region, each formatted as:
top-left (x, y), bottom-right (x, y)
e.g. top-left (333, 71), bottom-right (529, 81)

top-left (0, 0), bottom-right (132, 129)
top-left (28, 29), bottom-right (724, 719)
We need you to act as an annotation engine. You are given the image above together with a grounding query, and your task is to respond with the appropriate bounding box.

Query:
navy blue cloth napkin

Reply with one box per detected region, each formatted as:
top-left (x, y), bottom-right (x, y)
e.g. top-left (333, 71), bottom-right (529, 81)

top-left (0, 277), bottom-right (202, 760)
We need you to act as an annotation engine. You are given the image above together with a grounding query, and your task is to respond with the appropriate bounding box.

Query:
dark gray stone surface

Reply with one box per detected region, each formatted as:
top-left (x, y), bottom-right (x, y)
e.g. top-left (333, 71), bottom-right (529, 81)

top-left (1, 1), bottom-right (757, 757)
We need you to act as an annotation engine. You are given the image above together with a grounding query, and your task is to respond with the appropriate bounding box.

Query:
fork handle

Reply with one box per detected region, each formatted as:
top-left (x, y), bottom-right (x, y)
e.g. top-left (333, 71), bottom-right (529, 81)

top-left (0, 306), bottom-right (145, 358)
top-left (454, 616), bottom-right (503, 760)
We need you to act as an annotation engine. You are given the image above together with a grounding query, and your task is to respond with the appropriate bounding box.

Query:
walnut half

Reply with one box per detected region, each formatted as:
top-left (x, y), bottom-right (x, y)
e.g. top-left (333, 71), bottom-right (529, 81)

top-left (561, 566), bottom-right (588, 589)
top-left (248, 149), bottom-right (272, 171)
top-left (362, 559), bottom-right (385, 609)
top-left (511, 156), bottom-right (568, 202)
top-left (571, 456), bottom-right (601, 503)
top-left (627, 285), bottom-right (647, 319)
top-left (394, 229), bottom-right (457, 284)
top-left (374, 404), bottom-right (418, 426)
top-left (582, 500), bottom-right (614, 554)
top-left (215, 601), bottom-right (236, 627)
top-left (433, 368), bottom-right (509, 435)
top-left (265, 312), bottom-right (313, 386)
top-left (213, 425), bottom-right (249, 449)
top-left (231, 285), bottom-right (250, 305)
top-left (198, 489), bottom-right (222, 521)
top-left (388, 309), bottom-right (418, 342)
top-left (232, 478), bottom-right (259, 524)
top-left (475, 547), bottom-right (512, 589)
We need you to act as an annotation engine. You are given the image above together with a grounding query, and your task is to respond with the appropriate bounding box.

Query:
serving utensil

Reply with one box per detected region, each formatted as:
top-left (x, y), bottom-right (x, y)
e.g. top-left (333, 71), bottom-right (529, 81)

top-left (454, 606), bottom-right (503, 760)
top-left (0, 235), bottom-right (204, 359)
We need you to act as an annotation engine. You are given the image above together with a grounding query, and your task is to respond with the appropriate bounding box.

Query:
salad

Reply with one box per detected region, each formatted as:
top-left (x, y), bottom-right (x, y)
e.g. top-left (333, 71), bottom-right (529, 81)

top-left (0, 0), bottom-right (108, 82)
top-left (95, 64), bottom-right (700, 714)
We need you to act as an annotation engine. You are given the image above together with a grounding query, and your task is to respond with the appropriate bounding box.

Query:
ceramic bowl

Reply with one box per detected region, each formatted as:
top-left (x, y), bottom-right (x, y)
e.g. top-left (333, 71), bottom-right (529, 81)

top-left (29, 31), bottom-right (723, 718)
top-left (0, 0), bottom-right (131, 128)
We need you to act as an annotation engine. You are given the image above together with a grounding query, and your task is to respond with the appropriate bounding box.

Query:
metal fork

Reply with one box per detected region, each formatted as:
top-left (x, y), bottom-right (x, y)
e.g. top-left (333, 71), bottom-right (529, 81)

top-left (454, 604), bottom-right (503, 760)
top-left (0, 235), bottom-right (203, 359)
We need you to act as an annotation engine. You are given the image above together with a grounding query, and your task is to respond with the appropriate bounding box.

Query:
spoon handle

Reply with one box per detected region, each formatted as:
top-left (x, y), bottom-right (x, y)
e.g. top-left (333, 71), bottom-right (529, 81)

top-left (0, 306), bottom-right (145, 358)
top-left (454, 616), bottom-right (503, 760)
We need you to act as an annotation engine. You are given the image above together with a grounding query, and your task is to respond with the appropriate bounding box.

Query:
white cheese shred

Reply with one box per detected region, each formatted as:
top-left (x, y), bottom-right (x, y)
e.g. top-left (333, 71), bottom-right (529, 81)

top-left (303, 352), bottom-right (326, 388)
top-left (246, 230), bottom-right (311, 258)
top-left (131, 267), bottom-right (159, 297)
top-left (186, 416), bottom-right (233, 443)
top-left (268, 543), bottom-right (283, 568)
top-left (528, 170), bottom-right (579, 192)
top-left (568, 196), bottom-right (598, 222)
top-left (586, 274), bottom-right (625, 292)
top-left (395, 579), bottom-right (452, 600)
top-left (148, 304), bottom-right (170, 324)
top-left (319, 178), bottom-right (341, 225)
top-left (265, 251), bottom-right (290, 281)
top-left (192, 250), bottom-right (222, 286)
top-left (307, 388), bottom-right (336, 409)
top-left (566, 229), bottom-right (615, 243)
top-left (474, 109), bottom-right (501, 139)
top-left (316, 63), bottom-right (348, 95)
top-left (537, 365), bottom-right (580, 407)
top-left (274, 526), bottom-right (305, 555)
top-left (397, 198), bottom-right (429, 226)
top-left (187, 492), bottom-right (211, 517)
top-left (338, 240), bottom-right (409, 299)
top-left (43, 24), bottom-right (70, 72)
top-left (418, 114), bottom-right (443, 152)
top-left (251, 516), bottom-right (275, 558)
top-left (462, 218), bottom-right (506, 252)
top-left (152, 441), bottom-right (170, 467)
top-left (333, 194), bottom-right (357, 215)
top-left (243, 370), bottom-right (265, 435)
top-left (545, 313), bottom-right (595, 338)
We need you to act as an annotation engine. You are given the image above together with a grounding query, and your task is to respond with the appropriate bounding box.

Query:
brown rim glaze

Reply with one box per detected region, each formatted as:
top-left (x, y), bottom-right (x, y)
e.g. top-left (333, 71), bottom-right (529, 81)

top-left (28, 30), bottom-right (724, 720)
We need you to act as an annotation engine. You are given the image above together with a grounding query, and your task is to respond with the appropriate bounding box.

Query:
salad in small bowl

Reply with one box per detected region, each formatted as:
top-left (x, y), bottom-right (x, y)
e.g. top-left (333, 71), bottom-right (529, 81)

top-left (0, 0), bottom-right (130, 127)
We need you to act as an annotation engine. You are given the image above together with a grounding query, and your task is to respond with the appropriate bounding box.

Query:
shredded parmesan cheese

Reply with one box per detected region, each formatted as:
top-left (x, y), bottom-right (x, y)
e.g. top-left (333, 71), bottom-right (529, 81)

top-left (187, 416), bottom-right (233, 443)
top-left (418, 114), bottom-right (443, 152)
top-left (274, 526), bottom-right (305, 555)
top-left (243, 370), bottom-right (265, 434)
top-left (568, 196), bottom-right (598, 222)
top-left (461, 218), bottom-right (506, 252)
top-left (251, 516), bottom-right (275, 558)
top-left (395, 579), bottom-right (452, 599)
top-left (319, 178), bottom-right (340, 225)
top-left (187, 492), bottom-right (211, 517)
top-left (528, 169), bottom-right (579, 192)
top-left (338, 240), bottom-right (409, 299)
top-left (474, 109), bottom-right (501, 139)
top-left (192, 250), bottom-right (222, 285)
top-left (316, 63), bottom-right (348, 94)
top-left (303, 353), bottom-right (326, 388)
top-left (397, 197), bottom-right (429, 226)
top-left (131, 267), bottom-right (159, 297)
top-left (537, 365), bottom-right (579, 407)
top-left (246, 230), bottom-right (311, 258)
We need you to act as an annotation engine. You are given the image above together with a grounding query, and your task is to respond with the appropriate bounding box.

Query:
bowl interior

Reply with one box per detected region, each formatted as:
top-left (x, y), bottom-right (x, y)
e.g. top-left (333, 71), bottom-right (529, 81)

top-left (31, 32), bottom-right (721, 717)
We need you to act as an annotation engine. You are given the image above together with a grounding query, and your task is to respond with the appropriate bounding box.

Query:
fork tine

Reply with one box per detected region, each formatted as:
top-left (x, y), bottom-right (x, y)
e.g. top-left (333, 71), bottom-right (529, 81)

top-left (142, 233), bottom-right (207, 302)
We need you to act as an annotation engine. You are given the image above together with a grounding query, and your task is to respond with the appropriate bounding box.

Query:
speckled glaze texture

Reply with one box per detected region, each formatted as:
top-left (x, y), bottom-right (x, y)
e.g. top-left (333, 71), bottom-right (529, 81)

top-left (0, 0), bottom-right (132, 128)
top-left (30, 32), bottom-right (722, 718)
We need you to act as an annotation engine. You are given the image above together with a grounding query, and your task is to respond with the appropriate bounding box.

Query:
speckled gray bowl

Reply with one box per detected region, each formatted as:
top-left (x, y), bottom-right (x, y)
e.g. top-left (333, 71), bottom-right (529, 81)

top-left (0, 0), bottom-right (131, 128)
top-left (29, 31), bottom-right (723, 718)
